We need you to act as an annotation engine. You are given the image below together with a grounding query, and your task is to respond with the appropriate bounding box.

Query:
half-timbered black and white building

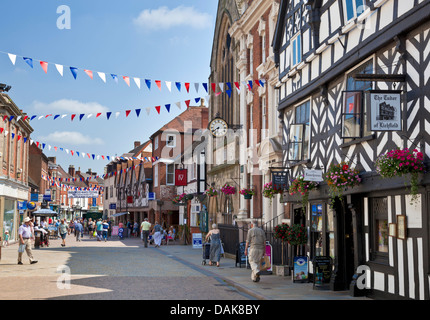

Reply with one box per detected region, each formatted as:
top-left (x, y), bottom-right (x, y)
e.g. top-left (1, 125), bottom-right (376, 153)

top-left (273, 0), bottom-right (430, 299)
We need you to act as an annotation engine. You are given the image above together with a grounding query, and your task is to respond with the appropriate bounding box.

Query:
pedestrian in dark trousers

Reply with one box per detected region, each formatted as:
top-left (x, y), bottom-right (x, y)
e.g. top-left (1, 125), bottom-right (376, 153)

top-left (75, 220), bottom-right (83, 242)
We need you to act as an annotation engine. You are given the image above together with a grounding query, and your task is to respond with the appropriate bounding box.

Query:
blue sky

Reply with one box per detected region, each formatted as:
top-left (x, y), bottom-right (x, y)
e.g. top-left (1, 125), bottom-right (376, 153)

top-left (0, 0), bottom-right (218, 176)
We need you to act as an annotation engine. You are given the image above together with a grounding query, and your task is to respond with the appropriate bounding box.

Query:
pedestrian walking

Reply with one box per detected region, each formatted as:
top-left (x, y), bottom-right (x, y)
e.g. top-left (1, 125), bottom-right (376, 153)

top-left (152, 221), bottom-right (162, 248)
top-left (127, 220), bottom-right (133, 238)
top-left (88, 218), bottom-right (94, 238)
top-left (133, 221), bottom-right (139, 237)
top-left (102, 220), bottom-right (109, 241)
top-left (96, 219), bottom-right (103, 241)
top-left (140, 218), bottom-right (151, 248)
top-left (205, 223), bottom-right (222, 267)
top-left (2, 230), bottom-right (10, 247)
top-left (244, 220), bottom-right (266, 282)
top-left (75, 220), bottom-right (83, 242)
top-left (59, 219), bottom-right (69, 247)
top-left (107, 218), bottom-right (113, 238)
top-left (17, 217), bottom-right (37, 265)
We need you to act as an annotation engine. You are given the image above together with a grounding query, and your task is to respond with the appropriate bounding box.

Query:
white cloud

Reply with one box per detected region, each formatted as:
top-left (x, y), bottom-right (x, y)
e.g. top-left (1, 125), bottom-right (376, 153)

top-left (133, 6), bottom-right (212, 30)
top-left (39, 131), bottom-right (104, 146)
top-left (32, 99), bottom-right (109, 114)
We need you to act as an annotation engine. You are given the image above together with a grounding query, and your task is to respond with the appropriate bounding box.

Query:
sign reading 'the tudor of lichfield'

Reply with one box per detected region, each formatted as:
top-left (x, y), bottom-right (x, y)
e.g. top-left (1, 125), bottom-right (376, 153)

top-left (369, 90), bottom-right (402, 131)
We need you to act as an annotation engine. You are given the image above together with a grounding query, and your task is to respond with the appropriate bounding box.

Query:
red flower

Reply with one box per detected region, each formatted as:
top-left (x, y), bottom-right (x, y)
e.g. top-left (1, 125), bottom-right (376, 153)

top-left (342, 164), bottom-right (349, 171)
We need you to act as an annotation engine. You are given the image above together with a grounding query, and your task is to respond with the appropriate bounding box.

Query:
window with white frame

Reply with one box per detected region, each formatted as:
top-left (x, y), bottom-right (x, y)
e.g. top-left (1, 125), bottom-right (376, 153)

top-left (262, 96), bottom-right (267, 140)
top-left (154, 136), bottom-right (159, 150)
top-left (343, 0), bottom-right (367, 23)
top-left (166, 134), bottom-right (176, 148)
top-left (288, 100), bottom-right (310, 161)
top-left (166, 164), bottom-right (175, 185)
top-left (261, 34), bottom-right (266, 64)
top-left (291, 33), bottom-right (302, 67)
top-left (190, 204), bottom-right (200, 227)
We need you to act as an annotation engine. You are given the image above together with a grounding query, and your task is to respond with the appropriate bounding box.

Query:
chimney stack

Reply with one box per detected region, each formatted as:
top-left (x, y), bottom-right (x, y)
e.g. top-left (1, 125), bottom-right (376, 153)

top-left (68, 165), bottom-right (75, 177)
top-left (134, 141), bottom-right (141, 149)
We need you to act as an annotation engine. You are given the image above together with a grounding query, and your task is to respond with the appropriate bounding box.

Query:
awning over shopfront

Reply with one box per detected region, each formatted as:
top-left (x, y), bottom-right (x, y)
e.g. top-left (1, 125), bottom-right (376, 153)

top-left (32, 208), bottom-right (58, 217)
top-left (112, 212), bottom-right (130, 217)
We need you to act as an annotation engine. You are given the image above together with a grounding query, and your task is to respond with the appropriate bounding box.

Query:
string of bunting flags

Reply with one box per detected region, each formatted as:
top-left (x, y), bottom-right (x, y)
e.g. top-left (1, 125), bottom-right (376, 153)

top-left (42, 174), bottom-right (104, 191)
top-left (1, 96), bottom-right (211, 123)
top-left (43, 160), bottom-right (152, 186)
top-left (0, 126), bottom-right (161, 162)
top-left (2, 51), bottom-right (265, 94)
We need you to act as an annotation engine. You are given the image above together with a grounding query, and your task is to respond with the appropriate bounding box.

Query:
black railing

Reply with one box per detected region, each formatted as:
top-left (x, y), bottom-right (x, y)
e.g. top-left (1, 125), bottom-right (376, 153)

top-left (261, 213), bottom-right (290, 266)
top-left (218, 224), bottom-right (239, 255)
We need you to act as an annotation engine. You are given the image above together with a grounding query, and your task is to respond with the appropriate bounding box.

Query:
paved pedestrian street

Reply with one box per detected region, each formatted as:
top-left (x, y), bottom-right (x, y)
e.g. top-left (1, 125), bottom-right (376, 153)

top-left (0, 236), bottom-right (251, 300)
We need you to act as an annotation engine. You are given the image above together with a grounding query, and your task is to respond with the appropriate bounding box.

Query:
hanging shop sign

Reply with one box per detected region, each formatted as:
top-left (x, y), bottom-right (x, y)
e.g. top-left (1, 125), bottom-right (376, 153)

top-left (175, 169), bottom-right (188, 186)
top-left (272, 171), bottom-right (289, 190)
top-left (368, 90), bottom-right (402, 131)
top-left (304, 169), bottom-right (323, 182)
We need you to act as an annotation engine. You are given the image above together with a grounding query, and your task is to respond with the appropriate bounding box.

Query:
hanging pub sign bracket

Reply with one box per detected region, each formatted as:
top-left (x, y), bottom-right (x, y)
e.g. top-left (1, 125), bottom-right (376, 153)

top-left (270, 168), bottom-right (290, 190)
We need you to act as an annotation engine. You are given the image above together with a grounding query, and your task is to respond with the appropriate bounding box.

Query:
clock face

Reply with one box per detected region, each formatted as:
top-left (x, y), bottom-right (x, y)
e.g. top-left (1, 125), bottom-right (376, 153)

top-left (209, 118), bottom-right (228, 137)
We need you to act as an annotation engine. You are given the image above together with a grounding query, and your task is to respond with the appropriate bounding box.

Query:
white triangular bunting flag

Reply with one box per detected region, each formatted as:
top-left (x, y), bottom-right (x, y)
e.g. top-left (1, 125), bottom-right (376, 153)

top-left (146, 107), bottom-right (151, 115)
top-left (38, 116), bottom-right (44, 120)
top-left (48, 145), bottom-right (51, 150)
top-left (134, 78), bottom-right (141, 89)
top-left (65, 149), bottom-right (69, 154)
top-left (218, 83), bottom-right (224, 92)
top-left (97, 155), bottom-right (100, 160)
top-left (175, 102), bottom-right (181, 110)
top-left (4, 130), bottom-right (8, 136)
top-left (97, 72), bottom-right (106, 83)
top-left (115, 112), bottom-right (120, 118)
top-left (61, 114), bottom-right (67, 118)
top-left (87, 114), bottom-right (93, 119)
top-left (55, 64), bottom-right (64, 77)
top-left (30, 139), bottom-right (34, 145)
top-left (194, 83), bottom-right (199, 93)
top-left (165, 81), bottom-right (172, 92)
top-left (16, 116), bottom-right (22, 122)
top-left (8, 53), bottom-right (17, 65)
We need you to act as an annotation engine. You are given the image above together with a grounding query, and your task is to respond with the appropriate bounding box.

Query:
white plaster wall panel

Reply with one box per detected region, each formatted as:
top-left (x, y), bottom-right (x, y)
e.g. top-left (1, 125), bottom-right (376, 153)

top-left (280, 50), bottom-right (286, 73)
top-left (333, 40), bottom-right (344, 64)
top-left (329, 3), bottom-right (341, 32)
top-left (346, 27), bottom-right (361, 53)
top-left (405, 194), bottom-right (422, 228)
top-left (388, 275), bottom-right (395, 294)
top-left (373, 271), bottom-right (385, 291)
top-left (397, 239), bottom-right (405, 296)
top-left (362, 10), bottom-right (377, 41)
top-left (320, 11), bottom-right (329, 42)
top-left (417, 238), bottom-right (425, 300)
top-left (303, 29), bottom-right (310, 55)
top-left (397, 0), bottom-right (414, 18)
top-left (301, 64), bottom-right (309, 86)
top-left (311, 55), bottom-right (319, 81)
top-left (407, 238), bottom-right (415, 299)
top-left (378, 0), bottom-right (394, 31)
top-left (395, 195), bottom-right (401, 215)
top-left (321, 48), bottom-right (332, 74)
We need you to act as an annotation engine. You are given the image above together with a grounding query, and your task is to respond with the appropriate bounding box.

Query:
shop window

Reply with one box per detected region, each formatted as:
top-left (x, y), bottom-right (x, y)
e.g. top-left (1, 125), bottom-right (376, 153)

top-left (288, 100), bottom-right (310, 161)
top-left (370, 197), bottom-right (389, 263)
top-left (166, 134), bottom-right (176, 148)
top-left (310, 203), bottom-right (335, 260)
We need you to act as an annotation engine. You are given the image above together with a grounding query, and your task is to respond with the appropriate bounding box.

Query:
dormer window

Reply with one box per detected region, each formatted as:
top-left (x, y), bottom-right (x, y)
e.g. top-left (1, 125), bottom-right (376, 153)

top-left (291, 33), bottom-right (302, 67)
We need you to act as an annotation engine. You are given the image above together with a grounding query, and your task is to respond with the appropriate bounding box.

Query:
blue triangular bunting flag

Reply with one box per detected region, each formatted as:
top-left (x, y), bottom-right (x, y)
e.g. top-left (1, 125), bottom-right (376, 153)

top-left (135, 109), bottom-right (141, 117)
top-left (145, 79), bottom-right (151, 90)
top-left (106, 112), bottom-right (112, 120)
top-left (202, 83), bottom-right (208, 93)
top-left (175, 82), bottom-right (181, 92)
top-left (165, 104), bottom-right (170, 112)
top-left (23, 57), bottom-right (33, 68)
top-left (70, 67), bottom-right (78, 79)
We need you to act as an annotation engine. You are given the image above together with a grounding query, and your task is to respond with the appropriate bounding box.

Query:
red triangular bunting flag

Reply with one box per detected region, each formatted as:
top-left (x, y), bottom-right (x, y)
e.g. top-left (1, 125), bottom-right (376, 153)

top-left (185, 83), bottom-right (190, 93)
top-left (54, 146), bottom-right (58, 151)
top-left (71, 114), bottom-right (76, 121)
top-left (123, 76), bottom-right (130, 87)
top-left (17, 135), bottom-right (21, 141)
top-left (155, 106), bottom-right (161, 114)
top-left (96, 113), bottom-right (102, 118)
top-left (155, 80), bottom-right (161, 90)
top-left (211, 83), bottom-right (217, 93)
top-left (84, 70), bottom-right (93, 79)
top-left (40, 61), bottom-right (48, 74)
top-left (185, 100), bottom-right (191, 108)
top-left (125, 110), bottom-right (131, 117)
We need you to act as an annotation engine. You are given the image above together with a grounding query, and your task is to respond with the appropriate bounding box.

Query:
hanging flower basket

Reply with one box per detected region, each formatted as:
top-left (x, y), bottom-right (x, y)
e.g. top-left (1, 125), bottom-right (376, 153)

top-left (289, 176), bottom-right (318, 211)
top-left (172, 193), bottom-right (186, 205)
top-left (239, 188), bottom-right (255, 199)
top-left (221, 183), bottom-right (236, 195)
top-left (204, 186), bottom-right (218, 197)
top-left (262, 182), bottom-right (282, 204)
top-left (375, 148), bottom-right (425, 205)
top-left (323, 162), bottom-right (361, 209)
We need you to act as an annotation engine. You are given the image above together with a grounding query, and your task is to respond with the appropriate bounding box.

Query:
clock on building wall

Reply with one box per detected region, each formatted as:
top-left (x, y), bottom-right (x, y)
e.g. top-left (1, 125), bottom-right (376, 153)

top-left (208, 115), bottom-right (229, 138)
